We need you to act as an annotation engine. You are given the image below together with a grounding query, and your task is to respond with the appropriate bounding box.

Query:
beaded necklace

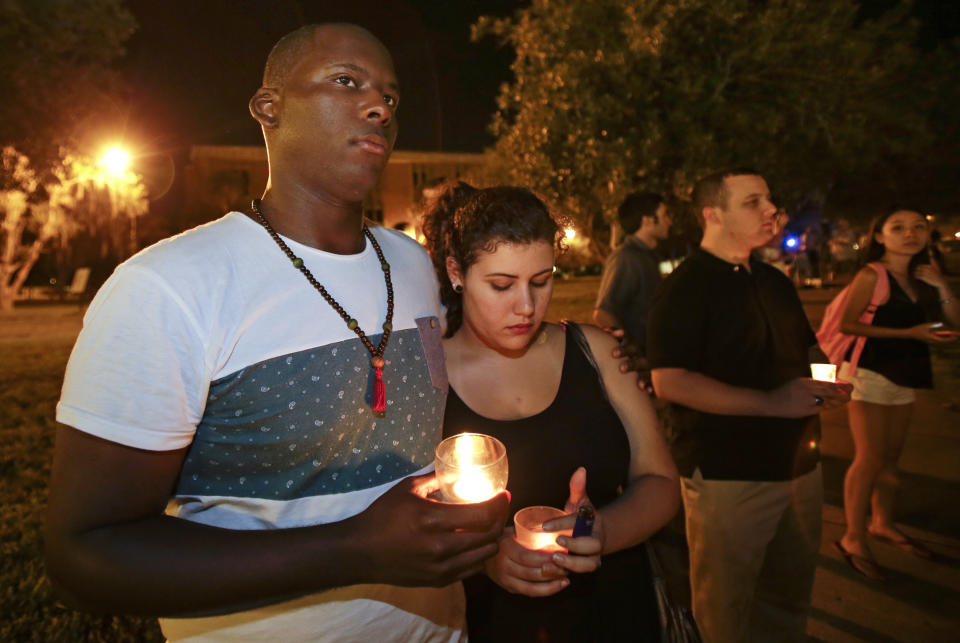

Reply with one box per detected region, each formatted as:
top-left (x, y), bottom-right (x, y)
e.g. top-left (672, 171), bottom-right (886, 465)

top-left (251, 199), bottom-right (394, 417)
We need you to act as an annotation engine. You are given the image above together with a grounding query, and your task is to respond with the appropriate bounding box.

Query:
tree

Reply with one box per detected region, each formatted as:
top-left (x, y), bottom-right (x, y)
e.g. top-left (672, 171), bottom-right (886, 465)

top-left (0, 0), bottom-right (137, 174)
top-left (0, 1), bottom-right (141, 310)
top-left (0, 147), bottom-right (147, 311)
top-left (476, 0), bottom-right (934, 247)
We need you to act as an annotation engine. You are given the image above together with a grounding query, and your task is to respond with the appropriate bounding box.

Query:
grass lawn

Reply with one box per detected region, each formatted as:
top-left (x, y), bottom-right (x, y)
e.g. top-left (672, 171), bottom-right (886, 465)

top-left (546, 275), bottom-right (600, 323)
top-left (2, 276), bottom-right (956, 640)
top-left (1, 304), bottom-right (164, 642)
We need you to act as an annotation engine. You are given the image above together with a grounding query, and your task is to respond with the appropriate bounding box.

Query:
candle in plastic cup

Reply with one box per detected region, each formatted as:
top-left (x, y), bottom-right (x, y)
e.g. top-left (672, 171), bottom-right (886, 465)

top-left (810, 363), bottom-right (837, 383)
top-left (435, 433), bottom-right (508, 503)
top-left (513, 506), bottom-right (572, 552)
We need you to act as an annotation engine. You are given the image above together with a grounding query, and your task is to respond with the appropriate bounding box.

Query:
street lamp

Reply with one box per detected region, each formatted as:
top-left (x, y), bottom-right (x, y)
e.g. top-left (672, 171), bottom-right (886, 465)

top-left (98, 146), bottom-right (138, 255)
top-left (100, 146), bottom-right (130, 177)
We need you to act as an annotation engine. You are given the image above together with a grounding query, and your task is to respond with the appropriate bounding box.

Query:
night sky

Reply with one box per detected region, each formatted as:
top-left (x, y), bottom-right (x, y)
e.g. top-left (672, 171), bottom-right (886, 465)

top-left (114, 0), bottom-right (957, 218)
top-left (119, 0), bottom-right (523, 159)
top-left (117, 0), bottom-right (958, 162)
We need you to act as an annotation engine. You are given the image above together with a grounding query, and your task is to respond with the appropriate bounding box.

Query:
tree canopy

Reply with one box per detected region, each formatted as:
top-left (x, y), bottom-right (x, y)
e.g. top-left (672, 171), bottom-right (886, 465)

top-left (477, 0), bottom-right (950, 234)
top-left (1, 146), bottom-right (148, 310)
top-left (0, 0), bottom-right (137, 174)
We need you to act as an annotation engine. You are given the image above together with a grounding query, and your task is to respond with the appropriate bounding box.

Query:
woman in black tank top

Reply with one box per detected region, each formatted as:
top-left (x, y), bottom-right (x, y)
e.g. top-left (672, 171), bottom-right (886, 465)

top-left (421, 183), bottom-right (680, 642)
top-left (836, 209), bottom-right (960, 579)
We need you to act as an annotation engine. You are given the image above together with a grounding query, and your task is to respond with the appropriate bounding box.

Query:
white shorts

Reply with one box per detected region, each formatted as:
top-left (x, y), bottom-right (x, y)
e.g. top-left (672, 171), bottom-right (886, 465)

top-left (839, 362), bottom-right (916, 405)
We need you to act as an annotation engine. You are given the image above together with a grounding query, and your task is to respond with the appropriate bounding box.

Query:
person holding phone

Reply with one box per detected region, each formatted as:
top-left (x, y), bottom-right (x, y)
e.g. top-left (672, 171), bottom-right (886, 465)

top-left (835, 208), bottom-right (960, 580)
top-left (421, 183), bottom-right (680, 642)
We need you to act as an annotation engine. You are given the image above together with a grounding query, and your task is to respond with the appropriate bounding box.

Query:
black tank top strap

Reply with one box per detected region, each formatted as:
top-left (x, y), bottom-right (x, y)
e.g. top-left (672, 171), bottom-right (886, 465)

top-left (561, 320), bottom-right (608, 402)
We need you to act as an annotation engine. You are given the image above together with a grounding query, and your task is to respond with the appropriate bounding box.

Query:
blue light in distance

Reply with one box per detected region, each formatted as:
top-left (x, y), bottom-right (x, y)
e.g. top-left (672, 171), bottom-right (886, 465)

top-left (783, 235), bottom-right (799, 249)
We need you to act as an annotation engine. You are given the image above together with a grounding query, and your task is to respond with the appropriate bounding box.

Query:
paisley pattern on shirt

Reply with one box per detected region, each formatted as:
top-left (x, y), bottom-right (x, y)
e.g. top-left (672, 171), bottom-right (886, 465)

top-left (177, 328), bottom-right (445, 499)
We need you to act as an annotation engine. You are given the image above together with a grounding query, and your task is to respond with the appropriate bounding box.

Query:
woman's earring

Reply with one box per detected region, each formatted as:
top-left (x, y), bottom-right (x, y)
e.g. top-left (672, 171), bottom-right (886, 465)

top-left (453, 284), bottom-right (463, 294)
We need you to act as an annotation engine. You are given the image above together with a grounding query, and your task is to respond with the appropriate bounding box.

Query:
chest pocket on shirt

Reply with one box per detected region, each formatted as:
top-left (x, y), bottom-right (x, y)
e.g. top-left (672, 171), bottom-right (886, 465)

top-left (416, 316), bottom-right (448, 391)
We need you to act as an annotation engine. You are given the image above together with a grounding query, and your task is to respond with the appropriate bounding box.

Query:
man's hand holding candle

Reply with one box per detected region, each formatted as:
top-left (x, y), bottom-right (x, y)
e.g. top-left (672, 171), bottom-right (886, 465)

top-left (348, 472), bottom-right (509, 587)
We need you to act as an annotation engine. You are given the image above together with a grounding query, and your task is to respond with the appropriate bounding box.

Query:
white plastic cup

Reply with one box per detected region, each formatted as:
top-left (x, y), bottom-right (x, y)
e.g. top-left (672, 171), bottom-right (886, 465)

top-left (513, 506), bottom-right (571, 552)
top-left (810, 363), bottom-right (837, 383)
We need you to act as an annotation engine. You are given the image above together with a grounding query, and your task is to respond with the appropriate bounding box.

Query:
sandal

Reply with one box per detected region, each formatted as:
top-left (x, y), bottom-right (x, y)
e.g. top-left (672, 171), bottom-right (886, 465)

top-left (833, 540), bottom-right (887, 581)
top-left (869, 530), bottom-right (934, 559)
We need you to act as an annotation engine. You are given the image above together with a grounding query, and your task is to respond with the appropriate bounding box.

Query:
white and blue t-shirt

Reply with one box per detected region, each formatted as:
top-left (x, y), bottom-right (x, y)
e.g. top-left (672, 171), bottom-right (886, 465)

top-left (57, 212), bottom-right (462, 642)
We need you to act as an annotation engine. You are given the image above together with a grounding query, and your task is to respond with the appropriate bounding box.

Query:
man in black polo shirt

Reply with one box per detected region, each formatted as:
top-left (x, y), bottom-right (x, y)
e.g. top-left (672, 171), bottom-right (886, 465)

top-left (648, 169), bottom-right (851, 643)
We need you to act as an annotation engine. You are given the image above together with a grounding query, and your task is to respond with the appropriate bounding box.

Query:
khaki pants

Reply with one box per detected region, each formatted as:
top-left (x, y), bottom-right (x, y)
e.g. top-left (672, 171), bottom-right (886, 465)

top-left (681, 465), bottom-right (822, 643)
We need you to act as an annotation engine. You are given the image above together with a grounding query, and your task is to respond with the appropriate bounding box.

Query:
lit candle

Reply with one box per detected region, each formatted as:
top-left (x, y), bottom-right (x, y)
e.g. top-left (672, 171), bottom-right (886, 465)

top-left (435, 433), bottom-right (508, 504)
top-left (514, 506), bottom-right (571, 552)
top-left (521, 527), bottom-right (566, 552)
top-left (810, 363), bottom-right (837, 383)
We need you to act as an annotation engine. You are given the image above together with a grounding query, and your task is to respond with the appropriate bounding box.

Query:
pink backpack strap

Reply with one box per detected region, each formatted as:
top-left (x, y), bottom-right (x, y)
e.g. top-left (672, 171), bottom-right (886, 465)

top-left (847, 262), bottom-right (889, 371)
top-left (865, 262), bottom-right (889, 310)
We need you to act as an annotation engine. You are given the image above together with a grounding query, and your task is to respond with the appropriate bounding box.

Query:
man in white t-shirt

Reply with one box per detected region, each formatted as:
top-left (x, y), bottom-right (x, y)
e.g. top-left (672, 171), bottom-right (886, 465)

top-left (45, 23), bottom-right (508, 642)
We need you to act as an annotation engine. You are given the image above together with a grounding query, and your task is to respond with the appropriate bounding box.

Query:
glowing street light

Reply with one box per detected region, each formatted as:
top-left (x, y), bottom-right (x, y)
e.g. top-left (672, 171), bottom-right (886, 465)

top-left (97, 145), bottom-right (141, 255)
top-left (100, 146), bottom-right (130, 177)
top-left (564, 227), bottom-right (577, 240)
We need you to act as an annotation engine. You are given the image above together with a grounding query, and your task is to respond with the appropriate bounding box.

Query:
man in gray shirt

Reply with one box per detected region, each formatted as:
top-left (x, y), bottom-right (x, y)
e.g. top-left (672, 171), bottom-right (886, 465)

top-left (594, 191), bottom-right (672, 360)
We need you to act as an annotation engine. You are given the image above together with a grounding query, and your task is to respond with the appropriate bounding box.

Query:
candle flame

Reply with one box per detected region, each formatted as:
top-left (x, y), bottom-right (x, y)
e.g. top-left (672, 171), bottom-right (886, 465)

top-left (454, 435), bottom-right (477, 466)
top-left (449, 435), bottom-right (497, 502)
top-left (453, 472), bottom-right (495, 503)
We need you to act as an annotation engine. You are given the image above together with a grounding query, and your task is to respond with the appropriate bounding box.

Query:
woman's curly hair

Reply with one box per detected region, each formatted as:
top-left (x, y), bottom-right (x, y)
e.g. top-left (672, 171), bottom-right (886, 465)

top-left (420, 182), bottom-right (564, 337)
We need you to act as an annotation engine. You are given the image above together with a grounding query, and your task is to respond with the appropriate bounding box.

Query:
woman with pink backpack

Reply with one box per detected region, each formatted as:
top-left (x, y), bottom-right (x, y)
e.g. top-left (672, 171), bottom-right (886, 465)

top-left (833, 209), bottom-right (959, 580)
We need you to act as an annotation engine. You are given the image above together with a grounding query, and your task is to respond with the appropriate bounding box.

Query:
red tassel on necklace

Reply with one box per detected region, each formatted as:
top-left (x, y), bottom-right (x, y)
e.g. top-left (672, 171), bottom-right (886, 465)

top-left (372, 356), bottom-right (386, 417)
top-left (253, 201), bottom-right (395, 418)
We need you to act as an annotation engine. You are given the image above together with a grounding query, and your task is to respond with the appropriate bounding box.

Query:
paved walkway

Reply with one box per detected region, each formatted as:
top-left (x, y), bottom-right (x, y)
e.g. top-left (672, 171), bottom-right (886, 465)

top-left (801, 286), bottom-right (960, 642)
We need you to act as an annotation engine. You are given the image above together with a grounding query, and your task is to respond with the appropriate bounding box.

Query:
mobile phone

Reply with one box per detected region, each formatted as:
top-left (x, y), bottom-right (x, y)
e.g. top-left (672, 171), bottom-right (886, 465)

top-left (572, 505), bottom-right (595, 538)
